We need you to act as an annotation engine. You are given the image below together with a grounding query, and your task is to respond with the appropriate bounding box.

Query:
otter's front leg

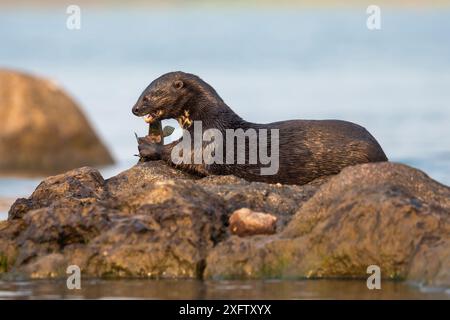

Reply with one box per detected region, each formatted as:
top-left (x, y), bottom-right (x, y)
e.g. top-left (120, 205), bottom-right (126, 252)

top-left (160, 140), bottom-right (211, 177)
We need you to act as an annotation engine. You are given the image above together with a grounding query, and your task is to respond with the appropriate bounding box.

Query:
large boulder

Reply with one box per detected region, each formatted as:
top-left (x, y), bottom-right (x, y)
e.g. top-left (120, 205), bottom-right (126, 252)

top-left (205, 163), bottom-right (450, 287)
top-left (0, 161), bottom-right (449, 288)
top-left (0, 69), bottom-right (114, 176)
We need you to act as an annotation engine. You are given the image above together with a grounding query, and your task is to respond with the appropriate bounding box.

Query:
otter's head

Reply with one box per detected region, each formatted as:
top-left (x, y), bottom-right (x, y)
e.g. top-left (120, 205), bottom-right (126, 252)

top-left (132, 71), bottom-right (223, 127)
top-left (132, 72), bottom-right (196, 125)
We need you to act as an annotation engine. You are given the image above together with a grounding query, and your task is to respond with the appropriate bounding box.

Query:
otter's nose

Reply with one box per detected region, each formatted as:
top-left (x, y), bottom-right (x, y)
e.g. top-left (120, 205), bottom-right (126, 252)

top-left (132, 104), bottom-right (141, 116)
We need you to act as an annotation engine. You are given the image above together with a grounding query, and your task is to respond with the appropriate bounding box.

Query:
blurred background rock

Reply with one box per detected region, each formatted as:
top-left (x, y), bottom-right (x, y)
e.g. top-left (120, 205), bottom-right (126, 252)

top-left (0, 69), bottom-right (114, 176)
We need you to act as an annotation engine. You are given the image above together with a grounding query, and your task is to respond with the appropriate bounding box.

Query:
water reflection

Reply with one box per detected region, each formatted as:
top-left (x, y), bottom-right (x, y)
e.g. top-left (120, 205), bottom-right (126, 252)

top-left (0, 279), bottom-right (448, 300)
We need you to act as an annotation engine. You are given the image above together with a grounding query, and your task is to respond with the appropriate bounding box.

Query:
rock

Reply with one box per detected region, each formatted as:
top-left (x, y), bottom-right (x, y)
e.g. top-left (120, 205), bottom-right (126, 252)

top-left (197, 175), bottom-right (325, 228)
top-left (1, 161), bottom-right (449, 288)
top-left (105, 161), bottom-right (196, 203)
top-left (7, 166), bottom-right (106, 220)
top-left (0, 69), bottom-right (114, 176)
top-left (3, 162), bottom-right (229, 278)
top-left (0, 161), bottom-right (319, 279)
top-left (205, 163), bottom-right (450, 287)
top-left (229, 208), bottom-right (277, 237)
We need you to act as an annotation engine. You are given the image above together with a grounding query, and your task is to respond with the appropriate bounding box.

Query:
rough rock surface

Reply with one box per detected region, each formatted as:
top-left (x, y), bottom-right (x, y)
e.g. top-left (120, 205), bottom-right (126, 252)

top-left (0, 69), bottom-right (114, 176)
top-left (0, 161), bottom-right (317, 278)
top-left (205, 162), bottom-right (450, 287)
top-left (0, 161), bottom-right (449, 288)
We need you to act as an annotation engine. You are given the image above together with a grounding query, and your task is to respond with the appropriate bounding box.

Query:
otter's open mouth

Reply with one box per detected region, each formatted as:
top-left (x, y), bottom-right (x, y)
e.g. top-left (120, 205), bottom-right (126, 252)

top-left (142, 109), bottom-right (193, 129)
top-left (143, 109), bottom-right (165, 123)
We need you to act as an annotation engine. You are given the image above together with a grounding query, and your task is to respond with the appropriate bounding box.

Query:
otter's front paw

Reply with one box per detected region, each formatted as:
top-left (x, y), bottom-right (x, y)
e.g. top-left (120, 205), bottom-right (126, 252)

top-left (137, 137), bottom-right (162, 161)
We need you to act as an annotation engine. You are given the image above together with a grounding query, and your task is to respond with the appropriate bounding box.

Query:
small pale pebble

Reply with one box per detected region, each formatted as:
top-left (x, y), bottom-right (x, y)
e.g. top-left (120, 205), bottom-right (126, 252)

top-left (229, 208), bottom-right (277, 237)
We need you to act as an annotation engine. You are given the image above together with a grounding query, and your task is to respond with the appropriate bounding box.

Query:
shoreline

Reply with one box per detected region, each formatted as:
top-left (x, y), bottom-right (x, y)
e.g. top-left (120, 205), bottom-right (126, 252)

top-left (0, 278), bottom-right (448, 300)
top-left (0, 197), bottom-right (14, 215)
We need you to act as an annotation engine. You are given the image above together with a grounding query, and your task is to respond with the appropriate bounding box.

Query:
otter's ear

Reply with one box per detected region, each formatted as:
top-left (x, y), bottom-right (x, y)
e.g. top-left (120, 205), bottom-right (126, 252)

top-left (173, 80), bottom-right (184, 90)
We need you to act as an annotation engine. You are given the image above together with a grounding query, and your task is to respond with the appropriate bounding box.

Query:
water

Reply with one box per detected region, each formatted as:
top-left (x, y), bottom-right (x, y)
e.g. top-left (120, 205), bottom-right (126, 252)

top-left (0, 279), bottom-right (448, 300)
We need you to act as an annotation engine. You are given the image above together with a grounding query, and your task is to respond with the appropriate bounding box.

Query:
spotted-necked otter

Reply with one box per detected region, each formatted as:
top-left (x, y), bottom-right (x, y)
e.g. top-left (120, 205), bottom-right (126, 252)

top-left (132, 71), bottom-right (388, 185)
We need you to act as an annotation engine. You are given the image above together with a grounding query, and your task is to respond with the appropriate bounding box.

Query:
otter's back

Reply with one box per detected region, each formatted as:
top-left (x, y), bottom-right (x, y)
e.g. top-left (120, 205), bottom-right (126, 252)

top-left (265, 119), bottom-right (388, 184)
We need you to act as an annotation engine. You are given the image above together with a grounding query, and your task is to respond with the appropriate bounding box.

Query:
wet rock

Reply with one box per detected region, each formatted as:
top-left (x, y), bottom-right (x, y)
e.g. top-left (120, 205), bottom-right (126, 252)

top-left (229, 208), bottom-right (277, 237)
top-left (197, 175), bottom-right (324, 228)
top-left (8, 166), bottom-right (106, 220)
top-left (0, 69), bottom-right (114, 176)
top-left (105, 161), bottom-right (196, 203)
top-left (205, 163), bottom-right (450, 287)
top-left (0, 161), bottom-right (319, 279)
top-left (2, 162), bottom-right (228, 278)
top-left (1, 161), bottom-right (448, 287)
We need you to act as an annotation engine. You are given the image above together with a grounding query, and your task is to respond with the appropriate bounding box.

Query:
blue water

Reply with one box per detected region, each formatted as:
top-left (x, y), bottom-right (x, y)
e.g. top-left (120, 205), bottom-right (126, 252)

top-left (1, 7), bottom-right (449, 217)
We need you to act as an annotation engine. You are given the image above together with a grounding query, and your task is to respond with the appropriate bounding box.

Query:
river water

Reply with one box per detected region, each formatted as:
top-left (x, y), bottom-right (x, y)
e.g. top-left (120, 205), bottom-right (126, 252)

top-left (0, 6), bottom-right (449, 299)
top-left (0, 279), bottom-right (448, 300)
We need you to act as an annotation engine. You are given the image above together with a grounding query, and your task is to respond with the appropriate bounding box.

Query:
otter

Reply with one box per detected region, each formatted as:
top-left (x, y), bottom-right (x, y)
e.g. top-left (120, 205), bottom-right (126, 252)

top-left (132, 71), bottom-right (388, 185)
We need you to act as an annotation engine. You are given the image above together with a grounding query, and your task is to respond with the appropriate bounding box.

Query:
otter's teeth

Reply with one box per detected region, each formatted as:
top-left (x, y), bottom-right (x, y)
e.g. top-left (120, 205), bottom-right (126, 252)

top-left (144, 114), bottom-right (154, 123)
